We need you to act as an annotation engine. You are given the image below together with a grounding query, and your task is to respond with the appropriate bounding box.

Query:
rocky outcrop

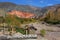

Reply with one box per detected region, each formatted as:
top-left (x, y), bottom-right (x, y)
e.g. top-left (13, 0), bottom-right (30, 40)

top-left (8, 10), bottom-right (35, 18)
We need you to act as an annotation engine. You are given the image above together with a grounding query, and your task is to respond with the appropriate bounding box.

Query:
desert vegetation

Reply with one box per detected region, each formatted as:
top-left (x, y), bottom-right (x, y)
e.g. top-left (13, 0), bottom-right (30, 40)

top-left (40, 8), bottom-right (60, 24)
top-left (40, 29), bottom-right (46, 37)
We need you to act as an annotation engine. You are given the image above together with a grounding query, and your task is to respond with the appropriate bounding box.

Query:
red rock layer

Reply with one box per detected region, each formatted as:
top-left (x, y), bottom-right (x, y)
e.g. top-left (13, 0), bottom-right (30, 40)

top-left (8, 10), bottom-right (35, 18)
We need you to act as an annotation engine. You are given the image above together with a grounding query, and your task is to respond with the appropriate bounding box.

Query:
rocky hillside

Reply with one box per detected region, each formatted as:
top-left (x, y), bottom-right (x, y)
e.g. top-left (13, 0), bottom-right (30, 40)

top-left (8, 10), bottom-right (35, 18)
top-left (0, 2), bottom-right (42, 17)
top-left (0, 2), bottom-right (60, 21)
top-left (41, 4), bottom-right (60, 24)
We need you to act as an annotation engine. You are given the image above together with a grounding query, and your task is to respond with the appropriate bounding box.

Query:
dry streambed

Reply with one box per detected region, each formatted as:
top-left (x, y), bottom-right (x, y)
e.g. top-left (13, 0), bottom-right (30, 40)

top-left (0, 22), bottom-right (60, 40)
top-left (28, 22), bottom-right (60, 40)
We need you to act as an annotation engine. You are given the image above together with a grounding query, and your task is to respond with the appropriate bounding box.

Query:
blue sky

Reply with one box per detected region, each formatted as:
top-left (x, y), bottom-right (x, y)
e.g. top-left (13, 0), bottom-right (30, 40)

top-left (0, 0), bottom-right (60, 7)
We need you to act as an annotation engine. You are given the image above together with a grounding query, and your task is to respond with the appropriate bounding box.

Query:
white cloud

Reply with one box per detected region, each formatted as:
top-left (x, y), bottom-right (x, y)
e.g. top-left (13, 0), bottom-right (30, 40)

top-left (40, 1), bottom-right (44, 3)
top-left (47, 4), bottom-right (53, 6)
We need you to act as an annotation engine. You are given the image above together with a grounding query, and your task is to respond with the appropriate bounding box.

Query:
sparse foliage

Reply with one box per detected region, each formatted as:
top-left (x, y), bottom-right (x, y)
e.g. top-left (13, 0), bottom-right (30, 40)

top-left (40, 29), bottom-right (46, 37)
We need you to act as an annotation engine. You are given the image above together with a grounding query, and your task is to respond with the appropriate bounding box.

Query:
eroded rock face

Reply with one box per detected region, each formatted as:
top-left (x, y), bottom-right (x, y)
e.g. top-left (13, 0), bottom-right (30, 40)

top-left (8, 10), bottom-right (35, 18)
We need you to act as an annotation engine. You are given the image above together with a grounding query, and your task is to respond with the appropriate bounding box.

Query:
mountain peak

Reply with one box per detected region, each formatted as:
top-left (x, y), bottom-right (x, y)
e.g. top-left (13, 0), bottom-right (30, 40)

top-left (0, 2), bottom-right (16, 7)
top-left (0, 2), bottom-right (16, 5)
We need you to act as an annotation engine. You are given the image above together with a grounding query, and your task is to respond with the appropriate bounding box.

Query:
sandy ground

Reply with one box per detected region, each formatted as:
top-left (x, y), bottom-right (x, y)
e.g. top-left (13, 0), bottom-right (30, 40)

top-left (28, 22), bottom-right (60, 40)
top-left (0, 22), bottom-right (60, 40)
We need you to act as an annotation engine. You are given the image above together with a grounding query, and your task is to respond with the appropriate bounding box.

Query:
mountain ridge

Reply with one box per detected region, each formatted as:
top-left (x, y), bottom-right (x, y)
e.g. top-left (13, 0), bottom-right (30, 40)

top-left (0, 2), bottom-right (60, 18)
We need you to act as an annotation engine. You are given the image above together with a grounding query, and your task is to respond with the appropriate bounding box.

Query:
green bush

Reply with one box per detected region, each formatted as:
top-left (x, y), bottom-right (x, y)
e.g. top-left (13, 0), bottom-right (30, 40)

top-left (15, 27), bottom-right (26, 34)
top-left (45, 20), bottom-right (60, 24)
top-left (40, 29), bottom-right (46, 37)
